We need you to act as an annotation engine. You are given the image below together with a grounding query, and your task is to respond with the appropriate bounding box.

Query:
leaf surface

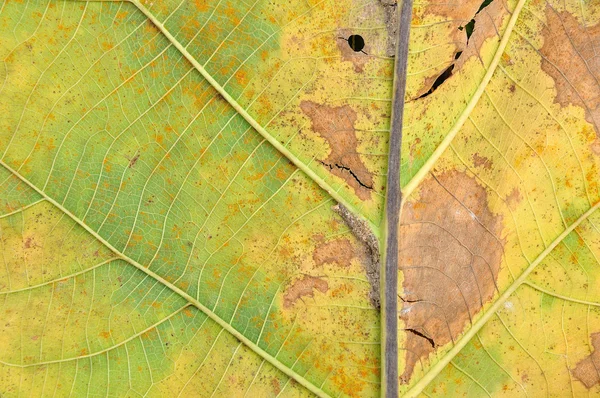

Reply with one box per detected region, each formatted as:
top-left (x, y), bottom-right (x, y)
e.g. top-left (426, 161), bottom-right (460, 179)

top-left (3, 0), bottom-right (600, 396)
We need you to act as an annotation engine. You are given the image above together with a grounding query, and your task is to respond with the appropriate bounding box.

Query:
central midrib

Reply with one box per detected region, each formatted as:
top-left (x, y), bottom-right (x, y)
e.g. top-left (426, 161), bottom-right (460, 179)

top-left (0, 160), bottom-right (330, 398)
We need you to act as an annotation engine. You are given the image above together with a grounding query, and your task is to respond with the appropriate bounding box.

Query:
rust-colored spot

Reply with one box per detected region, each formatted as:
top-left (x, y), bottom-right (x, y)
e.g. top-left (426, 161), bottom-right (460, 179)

top-left (573, 332), bottom-right (600, 388)
top-left (271, 378), bottom-right (281, 395)
top-left (313, 237), bottom-right (355, 268)
top-left (300, 101), bottom-right (374, 200)
top-left (194, 0), bottom-right (208, 11)
top-left (283, 275), bottom-right (328, 309)
top-left (399, 171), bottom-right (505, 383)
top-left (540, 8), bottom-right (600, 135)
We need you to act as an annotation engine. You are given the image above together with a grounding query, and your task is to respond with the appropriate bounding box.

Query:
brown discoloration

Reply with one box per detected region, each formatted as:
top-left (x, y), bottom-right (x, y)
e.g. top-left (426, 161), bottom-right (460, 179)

top-left (399, 171), bottom-right (505, 383)
top-left (505, 187), bottom-right (522, 210)
top-left (424, 0), bottom-right (482, 22)
top-left (270, 378), bottom-right (281, 395)
top-left (333, 204), bottom-right (380, 308)
top-left (300, 101), bottom-right (374, 200)
top-left (128, 153), bottom-right (140, 168)
top-left (414, 0), bottom-right (508, 97)
top-left (472, 153), bottom-right (492, 170)
top-left (379, 0), bottom-right (398, 57)
top-left (454, 0), bottom-right (508, 70)
top-left (23, 237), bottom-right (35, 249)
top-left (313, 237), bottom-right (355, 268)
top-left (283, 275), bottom-right (328, 309)
top-left (336, 29), bottom-right (369, 73)
top-left (540, 8), bottom-right (600, 136)
top-left (573, 332), bottom-right (600, 388)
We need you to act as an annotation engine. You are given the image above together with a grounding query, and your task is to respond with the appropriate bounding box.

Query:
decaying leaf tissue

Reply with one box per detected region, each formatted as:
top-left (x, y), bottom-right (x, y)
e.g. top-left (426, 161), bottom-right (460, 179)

top-left (2, 0), bottom-right (600, 396)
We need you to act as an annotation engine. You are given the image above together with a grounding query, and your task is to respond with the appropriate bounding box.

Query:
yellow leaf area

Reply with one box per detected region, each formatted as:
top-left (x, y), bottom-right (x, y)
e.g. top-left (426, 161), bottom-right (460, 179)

top-left (0, 1), bottom-right (383, 396)
top-left (134, 0), bottom-right (396, 225)
top-left (398, 0), bottom-right (600, 395)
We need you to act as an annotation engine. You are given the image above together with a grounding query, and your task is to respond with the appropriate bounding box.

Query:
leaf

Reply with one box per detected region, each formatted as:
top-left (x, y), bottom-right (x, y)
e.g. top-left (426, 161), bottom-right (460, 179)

top-left (3, 0), bottom-right (600, 396)
top-left (398, 0), bottom-right (600, 395)
top-left (0, 1), bottom-right (390, 396)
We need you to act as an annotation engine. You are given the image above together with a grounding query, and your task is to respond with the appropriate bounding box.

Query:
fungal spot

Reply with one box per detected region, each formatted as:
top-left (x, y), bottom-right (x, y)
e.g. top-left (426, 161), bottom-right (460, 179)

top-left (540, 8), bottom-right (600, 137)
top-left (573, 332), bottom-right (600, 388)
top-left (300, 101), bottom-right (374, 200)
top-left (399, 171), bottom-right (505, 383)
top-left (333, 204), bottom-right (380, 308)
top-left (313, 236), bottom-right (355, 268)
top-left (283, 275), bottom-right (328, 309)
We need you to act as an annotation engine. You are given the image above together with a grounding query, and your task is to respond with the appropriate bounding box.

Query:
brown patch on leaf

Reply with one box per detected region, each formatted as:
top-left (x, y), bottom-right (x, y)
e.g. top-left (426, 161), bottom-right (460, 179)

top-left (313, 237), bottom-right (355, 268)
top-left (379, 0), bottom-right (398, 57)
top-left (540, 8), bottom-right (600, 135)
top-left (424, 0), bottom-right (481, 21)
top-left (336, 29), bottom-right (369, 72)
top-left (283, 275), bottom-right (328, 309)
top-left (454, 0), bottom-right (508, 70)
top-left (333, 204), bottom-right (380, 308)
top-left (472, 153), bottom-right (492, 170)
top-left (573, 332), bottom-right (600, 388)
top-left (505, 187), bottom-right (522, 210)
top-left (300, 101), bottom-right (374, 200)
top-left (399, 171), bottom-right (505, 383)
top-left (23, 237), bottom-right (35, 249)
top-left (414, 0), bottom-right (508, 98)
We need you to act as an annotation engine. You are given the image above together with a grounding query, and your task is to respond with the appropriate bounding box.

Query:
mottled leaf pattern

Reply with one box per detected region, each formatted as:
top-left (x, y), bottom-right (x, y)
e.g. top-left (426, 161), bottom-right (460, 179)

top-left (2, 0), bottom-right (600, 396)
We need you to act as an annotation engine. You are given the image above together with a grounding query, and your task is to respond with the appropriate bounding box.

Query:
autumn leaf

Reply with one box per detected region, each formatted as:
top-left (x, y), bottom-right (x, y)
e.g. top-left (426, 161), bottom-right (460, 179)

top-left (2, 0), bottom-right (600, 396)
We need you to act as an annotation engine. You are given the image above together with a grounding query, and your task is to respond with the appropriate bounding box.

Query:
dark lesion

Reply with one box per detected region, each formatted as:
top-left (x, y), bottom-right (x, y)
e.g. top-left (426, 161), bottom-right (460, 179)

top-left (405, 328), bottom-right (436, 348)
top-left (319, 161), bottom-right (374, 190)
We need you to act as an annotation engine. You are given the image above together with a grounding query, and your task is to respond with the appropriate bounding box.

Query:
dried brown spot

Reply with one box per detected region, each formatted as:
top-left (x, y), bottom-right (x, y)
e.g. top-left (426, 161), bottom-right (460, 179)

top-left (283, 275), bottom-right (328, 309)
top-left (128, 153), bottom-right (140, 169)
top-left (271, 378), bottom-right (281, 395)
top-left (454, 0), bottom-right (508, 70)
top-left (23, 237), bottom-right (34, 249)
top-left (333, 204), bottom-right (380, 308)
top-left (300, 101), bottom-right (374, 200)
top-left (336, 29), bottom-right (369, 73)
top-left (414, 0), bottom-right (508, 97)
top-left (505, 187), bottom-right (522, 210)
top-left (399, 171), bottom-right (505, 383)
top-left (472, 153), bottom-right (492, 170)
top-left (313, 237), bottom-right (355, 268)
top-left (378, 0), bottom-right (398, 57)
top-left (540, 8), bottom-right (600, 135)
top-left (573, 332), bottom-right (600, 388)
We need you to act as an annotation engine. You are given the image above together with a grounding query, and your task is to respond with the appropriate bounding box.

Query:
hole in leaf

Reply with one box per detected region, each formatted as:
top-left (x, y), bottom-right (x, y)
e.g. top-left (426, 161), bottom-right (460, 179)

top-left (347, 35), bottom-right (365, 52)
top-left (459, 0), bottom-right (495, 41)
top-left (417, 64), bottom-right (455, 99)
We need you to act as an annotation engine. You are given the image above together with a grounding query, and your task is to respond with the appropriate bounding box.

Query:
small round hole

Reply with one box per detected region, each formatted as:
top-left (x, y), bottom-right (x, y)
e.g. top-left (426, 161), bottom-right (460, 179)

top-left (347, 35), bottom-right (365, 52)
